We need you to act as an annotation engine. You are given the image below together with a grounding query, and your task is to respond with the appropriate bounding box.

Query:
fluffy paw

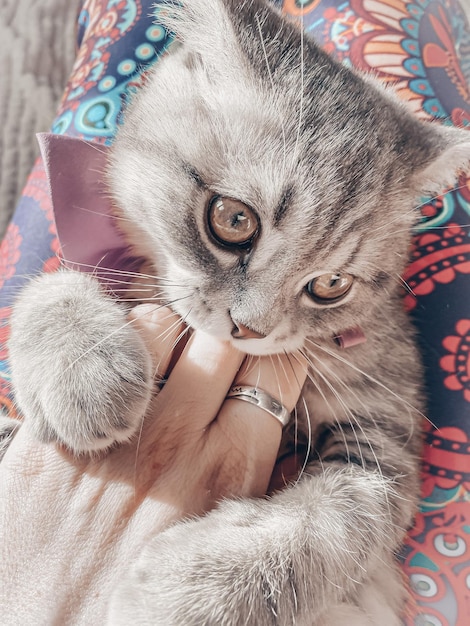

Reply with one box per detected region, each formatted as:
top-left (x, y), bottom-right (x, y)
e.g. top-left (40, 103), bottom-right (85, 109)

top-left (108, 472), bottom-right (405, 626)
top-left (9, 271), bottom-right (152, 453)
top-left (108, 504), bottom-right (403, 626)
top-left (108, 499), bottom-right (313, 626)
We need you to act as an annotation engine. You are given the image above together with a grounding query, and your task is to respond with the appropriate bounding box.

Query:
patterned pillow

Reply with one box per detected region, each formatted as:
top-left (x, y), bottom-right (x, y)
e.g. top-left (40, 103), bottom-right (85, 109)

top-left (0, 2), bottom-right (468, 623)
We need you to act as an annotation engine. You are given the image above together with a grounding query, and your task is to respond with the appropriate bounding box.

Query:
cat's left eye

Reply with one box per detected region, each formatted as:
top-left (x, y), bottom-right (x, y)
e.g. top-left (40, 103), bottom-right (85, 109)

top-left (207, 196), bottom-right (259, 247)
top-left (306, 273), bottom-right (354, 303)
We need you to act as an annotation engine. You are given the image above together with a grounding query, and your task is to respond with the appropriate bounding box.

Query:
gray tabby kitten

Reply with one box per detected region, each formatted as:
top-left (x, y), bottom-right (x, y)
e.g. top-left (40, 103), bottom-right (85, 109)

top-left (7, 0), bottom-right (470, 624)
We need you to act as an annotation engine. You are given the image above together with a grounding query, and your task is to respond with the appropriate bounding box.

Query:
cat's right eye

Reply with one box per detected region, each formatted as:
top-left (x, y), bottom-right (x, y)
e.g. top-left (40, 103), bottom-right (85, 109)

top-left (207, 196), bottom-right (259, 248)
top-left (305, 273), bottom-right (353, 304)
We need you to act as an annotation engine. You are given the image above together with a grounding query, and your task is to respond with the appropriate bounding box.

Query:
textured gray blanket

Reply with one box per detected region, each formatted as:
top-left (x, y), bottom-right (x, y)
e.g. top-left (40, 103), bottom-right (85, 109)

top-left (0, 0), bottom-right (78, 237)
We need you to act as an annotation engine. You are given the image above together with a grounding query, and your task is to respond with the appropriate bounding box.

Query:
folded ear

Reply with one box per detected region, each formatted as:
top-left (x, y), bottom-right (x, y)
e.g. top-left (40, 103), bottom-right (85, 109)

top-left (158, 0), bottom-right (291, 80)
top-left (159, 0), bottom-right (245, 73)
top-left (413, 125), bottom-right (470, 195)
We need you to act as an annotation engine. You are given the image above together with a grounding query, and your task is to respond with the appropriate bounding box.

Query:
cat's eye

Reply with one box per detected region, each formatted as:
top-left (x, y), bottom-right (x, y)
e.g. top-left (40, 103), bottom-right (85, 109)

top-left (207, 196), bottom-right (259, 247)
top-left (306, 273), bottom-right (353, 303)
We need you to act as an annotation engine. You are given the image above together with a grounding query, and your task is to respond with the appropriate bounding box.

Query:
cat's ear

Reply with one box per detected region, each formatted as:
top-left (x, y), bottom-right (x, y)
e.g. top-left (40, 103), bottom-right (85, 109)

top-left (413, 125), bottom-right (470, 195)
top-left (159, 0), bottom-right (244, 75)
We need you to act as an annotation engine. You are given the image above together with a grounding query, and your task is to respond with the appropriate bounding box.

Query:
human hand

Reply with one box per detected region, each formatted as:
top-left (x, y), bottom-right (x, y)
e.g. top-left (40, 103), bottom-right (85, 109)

top-left (0, 304), bottom-right (307, 624)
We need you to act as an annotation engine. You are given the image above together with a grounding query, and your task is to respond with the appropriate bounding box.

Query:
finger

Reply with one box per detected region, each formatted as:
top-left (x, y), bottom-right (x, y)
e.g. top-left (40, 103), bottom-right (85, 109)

top-left (152, 330), bottom-right (244, 432)
top-left (225, 351), bottom-right (308, 433)
top-left (129, 304), bottom-right (186, 383)
top-left (211, 352), bottom-right (308, 496)
top-left (235, 352), bottom-right (308, 415)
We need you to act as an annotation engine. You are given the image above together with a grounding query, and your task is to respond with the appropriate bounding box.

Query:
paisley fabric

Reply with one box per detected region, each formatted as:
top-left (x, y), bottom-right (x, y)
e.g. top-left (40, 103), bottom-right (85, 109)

top-left (0, 1), bottom-right (468, 623)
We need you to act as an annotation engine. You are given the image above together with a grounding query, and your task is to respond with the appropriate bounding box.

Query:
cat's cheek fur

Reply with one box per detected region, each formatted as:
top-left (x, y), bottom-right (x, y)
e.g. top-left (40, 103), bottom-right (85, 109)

top-left (8, 271), bottom-right (153, 453)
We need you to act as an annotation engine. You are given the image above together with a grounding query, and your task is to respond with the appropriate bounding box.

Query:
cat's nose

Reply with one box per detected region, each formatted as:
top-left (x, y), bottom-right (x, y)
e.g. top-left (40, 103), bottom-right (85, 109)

top-left (231, 319), bottom-right (266, 340)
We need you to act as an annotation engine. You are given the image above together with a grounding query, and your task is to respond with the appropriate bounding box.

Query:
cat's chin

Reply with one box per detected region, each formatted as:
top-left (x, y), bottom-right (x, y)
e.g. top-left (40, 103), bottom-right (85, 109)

top-left (229, 336), bottom-right (303, 357)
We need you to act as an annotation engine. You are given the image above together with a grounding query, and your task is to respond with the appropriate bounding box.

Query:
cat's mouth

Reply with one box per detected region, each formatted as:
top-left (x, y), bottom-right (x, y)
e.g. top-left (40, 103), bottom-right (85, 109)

top-left (165, 289), bottom-right (304, 355)
top-left (226, 320), bottom-right (302, 355)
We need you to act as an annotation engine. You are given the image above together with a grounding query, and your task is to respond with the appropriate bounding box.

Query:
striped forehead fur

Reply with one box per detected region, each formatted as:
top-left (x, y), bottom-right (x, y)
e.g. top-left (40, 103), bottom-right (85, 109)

top-left (108, 0), bottom-right (470, 352)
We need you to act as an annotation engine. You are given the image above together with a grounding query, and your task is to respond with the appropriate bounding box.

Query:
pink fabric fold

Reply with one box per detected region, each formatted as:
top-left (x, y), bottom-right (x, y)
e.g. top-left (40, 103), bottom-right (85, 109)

top-left (37, 132), bottom-right (143, 294)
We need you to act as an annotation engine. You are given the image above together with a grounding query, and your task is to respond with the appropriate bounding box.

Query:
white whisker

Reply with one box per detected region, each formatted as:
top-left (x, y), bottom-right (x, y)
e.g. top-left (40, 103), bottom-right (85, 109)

top-left (255, 12), bottom-right (288, 177)
top-left (64, 296), bottom-right (192, 372)
top-left (302, 348), bottom-right (394, 517)
top-left (305, 338), bottom-right (433, 428)
top-left (292, 7), bottom-right (304, 171)
top-left (74, 204), bottom-right (136, 223)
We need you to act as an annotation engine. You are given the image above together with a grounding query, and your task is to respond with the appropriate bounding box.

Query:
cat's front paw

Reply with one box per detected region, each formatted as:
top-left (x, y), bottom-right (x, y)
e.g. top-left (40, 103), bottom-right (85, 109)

top-left (9, 271), bottom-right (152, 453)
top-left (108, 501), bottom-right (403, 626)
top-left (108, 499), bottom-right (313, 626)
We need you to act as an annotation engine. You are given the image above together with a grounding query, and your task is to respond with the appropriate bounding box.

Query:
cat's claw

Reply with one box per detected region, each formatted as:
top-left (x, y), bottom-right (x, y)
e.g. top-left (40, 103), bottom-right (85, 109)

top-left (9, 270), bottom-right (152, 453)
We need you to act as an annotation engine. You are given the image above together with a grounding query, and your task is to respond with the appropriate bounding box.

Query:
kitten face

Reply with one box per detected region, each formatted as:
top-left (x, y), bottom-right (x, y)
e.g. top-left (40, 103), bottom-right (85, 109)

top-left (109, 0), bottom-right (470, 356)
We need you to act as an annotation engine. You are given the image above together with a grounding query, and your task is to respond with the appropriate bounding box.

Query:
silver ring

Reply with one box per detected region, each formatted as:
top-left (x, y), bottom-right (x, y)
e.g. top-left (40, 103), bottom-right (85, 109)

top-left (226, 385), bottom-right (291, 428)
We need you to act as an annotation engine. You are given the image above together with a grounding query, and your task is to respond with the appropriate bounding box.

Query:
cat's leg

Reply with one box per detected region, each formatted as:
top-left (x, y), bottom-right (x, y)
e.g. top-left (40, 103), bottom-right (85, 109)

top-left (107, 456), bottom-right (417, 626)
top-left (318, 560), bottom-right (405, 626)
top-left (9, 270), bottom-right (153, 453)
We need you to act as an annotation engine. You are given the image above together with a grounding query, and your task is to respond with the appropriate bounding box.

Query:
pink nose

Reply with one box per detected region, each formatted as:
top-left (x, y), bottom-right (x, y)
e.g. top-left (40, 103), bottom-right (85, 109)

top-left (231, 321), bottom-right (266, 340)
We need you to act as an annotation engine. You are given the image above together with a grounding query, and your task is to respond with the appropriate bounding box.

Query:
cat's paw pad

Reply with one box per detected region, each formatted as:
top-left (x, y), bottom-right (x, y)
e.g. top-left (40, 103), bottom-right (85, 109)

top-left (9, 271), bottom-right (152, 453)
